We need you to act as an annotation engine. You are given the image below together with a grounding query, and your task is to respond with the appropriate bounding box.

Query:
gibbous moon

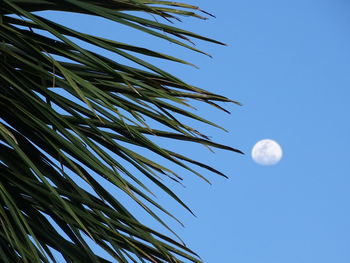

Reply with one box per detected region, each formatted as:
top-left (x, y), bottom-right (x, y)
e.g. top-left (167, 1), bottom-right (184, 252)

top-left (252, 139), bottom-right (283, 165)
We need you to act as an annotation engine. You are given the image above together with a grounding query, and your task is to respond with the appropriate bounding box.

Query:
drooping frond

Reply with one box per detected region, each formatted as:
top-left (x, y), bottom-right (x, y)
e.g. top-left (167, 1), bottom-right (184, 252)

top-left (0, 1), bottom-right (241, 262)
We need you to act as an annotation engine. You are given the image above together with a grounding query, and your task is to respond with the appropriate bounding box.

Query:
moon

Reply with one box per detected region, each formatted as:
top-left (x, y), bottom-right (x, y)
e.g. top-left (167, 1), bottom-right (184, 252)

top-left (252, 139), bottom-right (283, 165)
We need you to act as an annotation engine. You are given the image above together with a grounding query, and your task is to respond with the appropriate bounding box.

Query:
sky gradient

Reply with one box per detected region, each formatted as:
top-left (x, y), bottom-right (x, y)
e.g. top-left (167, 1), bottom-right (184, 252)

top-left (179, 1), bottom-right (350, 262)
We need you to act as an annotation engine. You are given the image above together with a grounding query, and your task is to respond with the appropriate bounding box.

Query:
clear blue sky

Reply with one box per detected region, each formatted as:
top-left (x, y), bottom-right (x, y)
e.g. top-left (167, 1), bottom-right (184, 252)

top-left (43, 0), bottom-right (350, 262)
top-left (182, 1), bottom-right (350, 262)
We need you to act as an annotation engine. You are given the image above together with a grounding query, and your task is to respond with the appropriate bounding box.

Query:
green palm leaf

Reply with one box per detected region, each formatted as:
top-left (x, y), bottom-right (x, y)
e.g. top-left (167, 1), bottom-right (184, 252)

top-left (0, 0), bottom-right (242, 262)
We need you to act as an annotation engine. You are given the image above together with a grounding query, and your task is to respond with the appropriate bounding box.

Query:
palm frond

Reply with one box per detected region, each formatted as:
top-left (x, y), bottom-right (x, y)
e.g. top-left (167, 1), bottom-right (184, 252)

top-left (0, 0), bottom-right (241, 262)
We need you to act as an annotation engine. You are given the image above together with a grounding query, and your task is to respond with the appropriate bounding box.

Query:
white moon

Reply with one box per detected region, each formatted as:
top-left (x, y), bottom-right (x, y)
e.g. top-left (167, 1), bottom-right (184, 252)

top-left (252, 139), bottom-right (283, 165)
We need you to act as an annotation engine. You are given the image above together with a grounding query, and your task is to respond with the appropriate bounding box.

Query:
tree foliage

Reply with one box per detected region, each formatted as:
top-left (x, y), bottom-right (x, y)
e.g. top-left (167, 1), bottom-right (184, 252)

top-left (0, 1), bottom-right (241, 262)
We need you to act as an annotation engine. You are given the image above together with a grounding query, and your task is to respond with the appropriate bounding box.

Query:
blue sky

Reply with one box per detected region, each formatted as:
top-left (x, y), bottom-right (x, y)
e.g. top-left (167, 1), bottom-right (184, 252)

top-left (43, 0), bottom-right (350, 262)
top-left (180, 1), bottom-right (350, 262)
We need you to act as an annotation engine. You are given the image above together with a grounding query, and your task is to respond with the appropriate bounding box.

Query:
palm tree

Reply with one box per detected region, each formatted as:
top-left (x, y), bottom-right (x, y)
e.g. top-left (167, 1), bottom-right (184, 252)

top-left (0, 1), bottom-right (242, 262)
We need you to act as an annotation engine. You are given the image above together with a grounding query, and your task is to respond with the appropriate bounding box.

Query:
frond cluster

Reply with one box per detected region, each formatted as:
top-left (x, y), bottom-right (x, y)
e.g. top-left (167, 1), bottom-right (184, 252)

top-left (0, 1), bottom-right (241, 262)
